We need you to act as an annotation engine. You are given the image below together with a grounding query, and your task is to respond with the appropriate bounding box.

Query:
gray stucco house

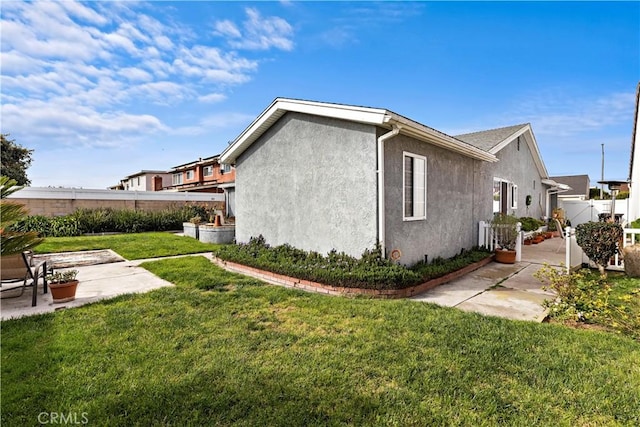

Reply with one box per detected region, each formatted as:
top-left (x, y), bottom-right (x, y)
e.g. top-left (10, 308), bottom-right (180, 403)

top-left (220, 98), bottom-right (560, 265)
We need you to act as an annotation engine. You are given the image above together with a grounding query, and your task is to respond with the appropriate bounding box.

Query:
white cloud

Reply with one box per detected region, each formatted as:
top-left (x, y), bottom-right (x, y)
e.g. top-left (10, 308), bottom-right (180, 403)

top-left (510, 91), bottom-right (635, 137)
top-left (214, 20), bottom-right (242, 39)
top-left (214, 7), bottom-right (294, 51)
top-left (198, 93), bottom-right (227, 104)
top-left (0, 2), bottom-right (293, 153)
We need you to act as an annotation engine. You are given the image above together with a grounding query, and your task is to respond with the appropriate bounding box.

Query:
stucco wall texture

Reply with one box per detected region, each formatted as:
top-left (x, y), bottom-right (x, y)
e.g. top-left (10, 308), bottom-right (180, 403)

top-left (235, 112), bottom-right (379, 257)
top-left (235, 112), bottom-right (547, 265)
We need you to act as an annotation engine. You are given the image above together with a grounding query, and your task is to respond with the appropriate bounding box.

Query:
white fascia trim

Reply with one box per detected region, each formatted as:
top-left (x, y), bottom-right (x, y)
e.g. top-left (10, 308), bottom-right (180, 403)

top-left (220, 98), bottom-right (388, 164)
top-left (388, 114), bottom-right (498, 162)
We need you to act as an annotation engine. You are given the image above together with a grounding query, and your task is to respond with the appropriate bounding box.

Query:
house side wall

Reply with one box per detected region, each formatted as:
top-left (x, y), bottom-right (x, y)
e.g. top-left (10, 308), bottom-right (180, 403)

top-left (630, 105), bottom-right (640, 221)
top-left (475, 134), bottom-right (546, 222)
top-left (235, 112), bottom-right (378, 257)
top-left (383, 132), bottom-right (477, 265)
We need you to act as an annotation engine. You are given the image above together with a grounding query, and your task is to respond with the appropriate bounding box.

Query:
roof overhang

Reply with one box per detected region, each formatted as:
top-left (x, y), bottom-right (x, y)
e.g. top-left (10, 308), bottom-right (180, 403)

top-left (542, 178), bottom-right (572, 192)
top-left (220, 98), bottom-right (498, 165)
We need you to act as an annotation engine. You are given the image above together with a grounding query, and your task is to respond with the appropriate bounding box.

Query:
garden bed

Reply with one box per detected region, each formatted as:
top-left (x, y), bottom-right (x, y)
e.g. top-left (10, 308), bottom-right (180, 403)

top-left (212, 236), bottom-right (493, 296)
top-left (212, 255), bottom-right (494, 298)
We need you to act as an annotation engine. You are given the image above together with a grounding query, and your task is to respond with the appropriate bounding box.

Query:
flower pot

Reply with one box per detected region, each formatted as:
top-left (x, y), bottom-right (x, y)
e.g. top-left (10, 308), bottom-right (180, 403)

top-left (49, 280), bottom-right (79, 303)
top-left (524, 239), bottom-right (532, 246)
top-left (495, 249), bottom-right (516, 264)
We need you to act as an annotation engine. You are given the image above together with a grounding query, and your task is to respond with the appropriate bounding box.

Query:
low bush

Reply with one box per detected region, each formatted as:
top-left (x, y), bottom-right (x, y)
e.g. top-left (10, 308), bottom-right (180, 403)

top-left (12, 205), bottom-right (208, 237)
top-left (631, 218), bottom-right (640, 229)
top-left (214, 236), bottom-right (492, 290)
top-left (535, 265), bottom-right (640, 340)
top-left (519, 216), bottom-right (544, 232)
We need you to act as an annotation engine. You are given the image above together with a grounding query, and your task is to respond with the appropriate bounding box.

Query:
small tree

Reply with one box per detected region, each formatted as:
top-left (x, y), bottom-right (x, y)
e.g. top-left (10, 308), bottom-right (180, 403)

top-left (0, 176), bottom-right (42, 255)
top-left (1, 134), bottom-right (34, 186)
top-left (575, 221), bottom-right (623, 277)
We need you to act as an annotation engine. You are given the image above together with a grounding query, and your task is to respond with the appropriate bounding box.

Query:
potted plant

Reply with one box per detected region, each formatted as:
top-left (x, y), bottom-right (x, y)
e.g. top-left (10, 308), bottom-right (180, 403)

top-left (532, 232), bottom-right (544, 244)
top-left (491, 214), bottom-right (519, 264)
top-left (47, 269), bottom-right (79, 303)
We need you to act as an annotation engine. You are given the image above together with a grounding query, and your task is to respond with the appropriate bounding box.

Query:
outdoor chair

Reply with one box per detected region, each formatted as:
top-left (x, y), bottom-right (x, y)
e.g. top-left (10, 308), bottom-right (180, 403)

top-left (554, 219), bottom-right (566, 253)
top-left (1, 251), bottom-right (49, 307)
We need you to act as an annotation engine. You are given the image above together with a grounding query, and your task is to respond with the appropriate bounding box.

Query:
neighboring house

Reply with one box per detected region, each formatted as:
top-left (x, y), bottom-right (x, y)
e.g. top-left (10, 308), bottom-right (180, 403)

top-left (629, 82), bottom-right (640, 222)
top-left (110, 171), bottom-right (172, 191)
top-left (168, 155), bottom-right (236, 216)
top-left (220, 98), bottom-right (557, 265)
top-left (547, 175), bottom-right (588, 200)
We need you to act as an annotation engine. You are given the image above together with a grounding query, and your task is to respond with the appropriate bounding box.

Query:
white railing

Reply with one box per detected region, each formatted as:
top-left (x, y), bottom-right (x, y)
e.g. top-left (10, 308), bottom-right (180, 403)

top-left (565, 227), bottom-right (640, 272)
top-left (478, 221), bottom-right (522, 262)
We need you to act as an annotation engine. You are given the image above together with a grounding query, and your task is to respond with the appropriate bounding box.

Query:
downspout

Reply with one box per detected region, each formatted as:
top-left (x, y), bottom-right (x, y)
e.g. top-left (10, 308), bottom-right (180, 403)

top-left (377, 124), bottom-right (401, 257)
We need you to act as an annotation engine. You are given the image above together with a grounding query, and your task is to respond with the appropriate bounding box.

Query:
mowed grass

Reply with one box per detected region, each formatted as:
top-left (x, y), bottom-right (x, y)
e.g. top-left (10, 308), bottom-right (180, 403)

top-left (2, 256), bottom-right (639, 426)
top-left (34, 232), bottom-right (221, 260)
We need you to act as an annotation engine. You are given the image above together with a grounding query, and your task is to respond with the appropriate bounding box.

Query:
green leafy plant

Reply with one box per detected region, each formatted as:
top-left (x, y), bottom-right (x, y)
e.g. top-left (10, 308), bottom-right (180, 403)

top-left (575, 222), bottom-right (623, 277)
top-left (491, 214), bottom-right (519, 250)
top-left (0, 175), bottom-right (42, 255)
top-left (519, 216), bottom-right (543, 232)
top-left (46, 269), bottom-right (79, 284)
top-left (631, 218), bottom-right (640, 229)
top-left (12, 205), bottom-right (209, 237)
top-left (214, 236), bottom-right (491, 290)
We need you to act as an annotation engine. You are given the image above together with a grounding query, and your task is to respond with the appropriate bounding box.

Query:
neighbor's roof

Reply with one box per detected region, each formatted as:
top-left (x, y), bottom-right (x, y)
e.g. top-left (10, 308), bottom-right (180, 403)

top-left (549, 175), bottom-right (590, 196)
top-left (220, 98), bottom-right (499, 165)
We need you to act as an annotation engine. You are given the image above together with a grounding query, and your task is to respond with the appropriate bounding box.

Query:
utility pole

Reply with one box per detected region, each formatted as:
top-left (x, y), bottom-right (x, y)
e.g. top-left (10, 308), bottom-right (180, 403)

top-left (600, 143), bottom-right (604, 199)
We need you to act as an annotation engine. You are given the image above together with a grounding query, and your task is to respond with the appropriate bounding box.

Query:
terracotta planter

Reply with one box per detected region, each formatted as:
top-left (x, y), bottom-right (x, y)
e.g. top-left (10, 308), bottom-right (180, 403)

top-left (49, 280), bottom-right (79, 303)
top-left (533, 237), bottom-right (544, 244)
top-left (524, 239), bottom-right (532, 246)
top-left (544, 232), bottom-right (553, 239)
top-left (495, 249), bottom-right (516, 264)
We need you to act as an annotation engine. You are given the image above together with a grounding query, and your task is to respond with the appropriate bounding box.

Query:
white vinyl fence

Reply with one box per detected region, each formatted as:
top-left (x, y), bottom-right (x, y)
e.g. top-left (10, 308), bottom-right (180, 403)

top-left (478, 221), bottom-right (522, 262)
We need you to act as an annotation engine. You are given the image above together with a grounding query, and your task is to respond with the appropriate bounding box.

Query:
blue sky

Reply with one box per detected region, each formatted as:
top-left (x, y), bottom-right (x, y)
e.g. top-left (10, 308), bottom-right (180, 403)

top-left (1, 1), bottom-right (638, 189)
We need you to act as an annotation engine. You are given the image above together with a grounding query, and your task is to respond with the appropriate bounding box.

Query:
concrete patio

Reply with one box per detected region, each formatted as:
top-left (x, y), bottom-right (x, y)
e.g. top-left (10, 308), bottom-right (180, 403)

top-left (411, 237), bottom-right (565, 321)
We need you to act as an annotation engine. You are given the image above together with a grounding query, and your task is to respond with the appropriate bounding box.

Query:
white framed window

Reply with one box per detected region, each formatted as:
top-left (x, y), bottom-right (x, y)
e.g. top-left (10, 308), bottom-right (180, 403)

top-left (220, 164), bottom-right (231, 174)
top-left (137, 177), bottom-right (140, 186)
top-left (403, 152), bottom-right (427, 221)
top-left (510, 184), bottom-right (518, 209)
top-left (172, 173), bottom-right (183, 185)
top-left (203, 166), bottom-right (213, 177)
top-left (186, 170), bottom-right (194, 180)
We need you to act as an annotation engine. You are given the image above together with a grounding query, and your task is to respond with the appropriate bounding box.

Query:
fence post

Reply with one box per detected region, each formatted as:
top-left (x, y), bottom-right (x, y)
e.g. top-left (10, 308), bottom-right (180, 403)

top-left (565, 226), bottom-right (571, 273)
top-left (515, 222), bottom-right (522, 262)
top-left (478, 221), bottom-right (486, 247)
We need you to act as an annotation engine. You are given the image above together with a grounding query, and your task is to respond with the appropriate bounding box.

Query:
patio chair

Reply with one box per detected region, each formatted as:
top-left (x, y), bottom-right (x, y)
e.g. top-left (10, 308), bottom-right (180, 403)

top-left (554, 219), bottom-right (566, 253)
top-left (1, 251), bottom-right (49, 307)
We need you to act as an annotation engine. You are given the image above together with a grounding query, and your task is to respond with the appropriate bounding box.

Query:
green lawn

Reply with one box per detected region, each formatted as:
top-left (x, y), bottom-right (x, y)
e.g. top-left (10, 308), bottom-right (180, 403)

top-left (34, 232), bottom-right (222, 260)
top-left (2, 256), bottom-right (639, 426)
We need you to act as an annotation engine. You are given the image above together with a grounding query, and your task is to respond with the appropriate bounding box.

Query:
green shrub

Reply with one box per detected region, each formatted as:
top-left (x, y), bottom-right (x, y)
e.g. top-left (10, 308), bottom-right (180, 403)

top-left (535, 265), bottom-right (640, 340)
top-left (631, 218), bottom-right (640, 229)
top-left (535, 265), bottom-right (613, 323)
top-left (12, 205), bottom-right (208, 236)
top-left (519, 216), bottom-right (543, 232)
top-left (575, 222), bottom-right (623, 276)
top-left (214, 236), bottom-right (492, 290)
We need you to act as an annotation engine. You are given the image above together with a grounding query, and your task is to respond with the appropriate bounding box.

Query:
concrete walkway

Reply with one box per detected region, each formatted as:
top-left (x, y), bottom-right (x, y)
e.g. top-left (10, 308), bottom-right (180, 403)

top-left (411, 238), bottom-right (565, 321)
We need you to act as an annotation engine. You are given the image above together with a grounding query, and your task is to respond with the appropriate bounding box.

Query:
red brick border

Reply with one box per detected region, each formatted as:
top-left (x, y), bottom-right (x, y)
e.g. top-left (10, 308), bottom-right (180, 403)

top-left (211, 255), bottom-right (495, 299)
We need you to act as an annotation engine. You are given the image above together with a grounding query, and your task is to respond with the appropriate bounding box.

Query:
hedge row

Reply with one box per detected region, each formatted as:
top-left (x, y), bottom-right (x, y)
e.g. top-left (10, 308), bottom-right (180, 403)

top-left (213, 236), bottom-right (492, 290)
top-left (12, 205), bottom-right (208, 237)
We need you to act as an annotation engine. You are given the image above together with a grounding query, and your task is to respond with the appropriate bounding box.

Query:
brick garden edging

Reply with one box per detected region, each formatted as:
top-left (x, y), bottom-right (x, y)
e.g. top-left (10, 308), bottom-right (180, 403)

top-left (211, 255), bottom-right (495, 299)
